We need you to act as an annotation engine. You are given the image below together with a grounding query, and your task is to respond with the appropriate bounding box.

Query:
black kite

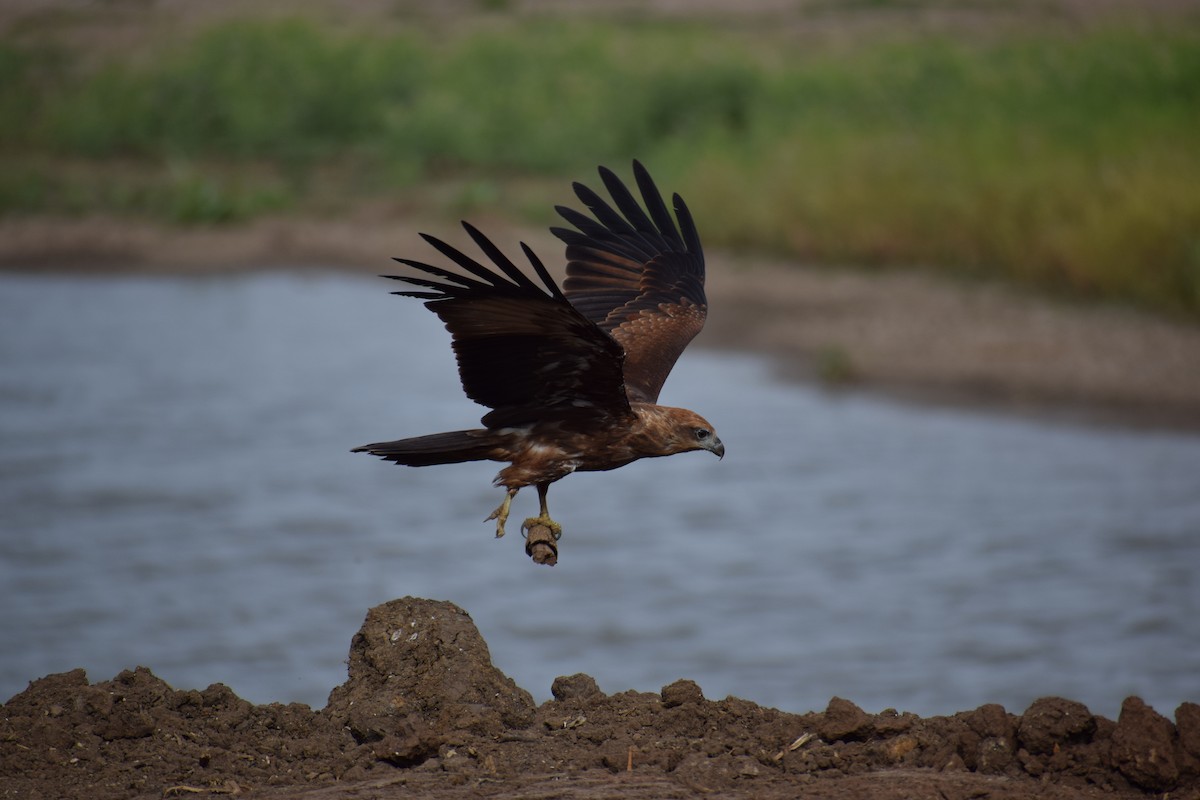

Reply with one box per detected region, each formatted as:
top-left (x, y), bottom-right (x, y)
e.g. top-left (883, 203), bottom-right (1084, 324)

top-left (353, 161), bottom-right (723, 542)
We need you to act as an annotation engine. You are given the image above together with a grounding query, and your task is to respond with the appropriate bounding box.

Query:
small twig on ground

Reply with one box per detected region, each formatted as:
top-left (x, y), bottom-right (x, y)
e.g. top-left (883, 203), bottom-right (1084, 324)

top-left (774, 732), bottom-right (817, 761)
top-left (163, 780), bottom-right (241, 797)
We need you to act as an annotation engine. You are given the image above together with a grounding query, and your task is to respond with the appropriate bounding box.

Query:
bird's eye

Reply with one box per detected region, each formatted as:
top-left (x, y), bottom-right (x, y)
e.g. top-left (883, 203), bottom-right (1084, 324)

top-left (695, 428), bottom-right (710, 440)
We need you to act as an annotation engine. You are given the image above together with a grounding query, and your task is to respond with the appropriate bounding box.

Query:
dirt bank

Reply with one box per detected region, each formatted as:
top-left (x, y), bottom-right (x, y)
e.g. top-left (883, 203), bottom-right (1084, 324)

top-left (3, 598), bottom-right (1198, 800)
top-left (4, 213), bottom-right (1200, 431)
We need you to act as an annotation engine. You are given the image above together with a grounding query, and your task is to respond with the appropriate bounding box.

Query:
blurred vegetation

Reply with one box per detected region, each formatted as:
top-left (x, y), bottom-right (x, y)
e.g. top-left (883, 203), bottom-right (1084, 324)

top-left (2, 14), bottom-right (1199, 314)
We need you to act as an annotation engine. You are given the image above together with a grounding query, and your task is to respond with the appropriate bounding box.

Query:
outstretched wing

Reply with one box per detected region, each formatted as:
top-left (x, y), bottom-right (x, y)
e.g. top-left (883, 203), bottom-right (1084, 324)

top-left (385, 221), bottom-right (632, 430)
top-left (551, 161), bottom-right (706, 404)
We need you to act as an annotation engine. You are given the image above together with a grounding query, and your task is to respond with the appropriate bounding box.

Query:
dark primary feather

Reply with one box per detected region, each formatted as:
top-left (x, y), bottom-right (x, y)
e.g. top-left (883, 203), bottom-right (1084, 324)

top-left (551, 160), bottom-right (707, 404)
top-left (383, 222), bottom-right (631, 430)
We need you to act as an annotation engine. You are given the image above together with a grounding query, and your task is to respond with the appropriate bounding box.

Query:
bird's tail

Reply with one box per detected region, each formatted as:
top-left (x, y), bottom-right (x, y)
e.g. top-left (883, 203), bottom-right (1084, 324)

top-left (351, 429), bottom-right (499, 467)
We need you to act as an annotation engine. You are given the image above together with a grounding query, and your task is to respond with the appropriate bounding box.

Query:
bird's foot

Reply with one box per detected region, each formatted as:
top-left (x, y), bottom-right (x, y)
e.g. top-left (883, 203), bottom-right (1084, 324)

top-left (485, 495), bottom-right (515, 538)
top-left (521, 515), bottom-right (562, 541)
top-left (485, 487), bottom-right (521, 538)
top-left (485, 508), bottom-right (508, 538)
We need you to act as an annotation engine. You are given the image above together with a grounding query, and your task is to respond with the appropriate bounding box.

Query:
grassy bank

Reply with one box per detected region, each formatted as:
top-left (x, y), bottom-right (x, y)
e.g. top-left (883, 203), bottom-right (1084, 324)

top-left (3, 14), bottom-right (1199, 314)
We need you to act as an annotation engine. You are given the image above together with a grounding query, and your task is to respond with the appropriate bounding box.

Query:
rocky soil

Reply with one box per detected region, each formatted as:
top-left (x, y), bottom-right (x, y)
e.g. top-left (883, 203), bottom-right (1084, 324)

top-left (3, 598), bottom-right (1198, 799)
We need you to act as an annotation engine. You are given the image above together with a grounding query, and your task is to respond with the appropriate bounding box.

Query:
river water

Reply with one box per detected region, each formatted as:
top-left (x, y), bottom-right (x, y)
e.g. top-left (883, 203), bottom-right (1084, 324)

top-left (2, 271), bottom-right (1197, 719)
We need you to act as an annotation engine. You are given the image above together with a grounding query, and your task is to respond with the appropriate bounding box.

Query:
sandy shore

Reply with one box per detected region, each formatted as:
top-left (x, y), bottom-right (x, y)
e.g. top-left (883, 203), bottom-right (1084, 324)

top-left (4, 212), bottom-right (1200, 431)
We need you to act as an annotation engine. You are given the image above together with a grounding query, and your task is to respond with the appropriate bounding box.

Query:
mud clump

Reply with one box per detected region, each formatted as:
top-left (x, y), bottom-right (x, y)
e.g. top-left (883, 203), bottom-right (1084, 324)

top-left (3, 597), bottom-right (1198, 799)
top-left (1112, 696), bottom-right (1181, 791)
top-left (1017, 696), bottom-right (1097, 754)
top-left (817, 696), bottom-right (874, 742)
top-left (323, 596), bottom-right (534, 762)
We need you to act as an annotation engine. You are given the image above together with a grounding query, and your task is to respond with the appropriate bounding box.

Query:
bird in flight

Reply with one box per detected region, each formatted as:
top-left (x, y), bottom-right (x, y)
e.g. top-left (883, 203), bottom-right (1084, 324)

top-left (353, 161), bottom-right (723, 547)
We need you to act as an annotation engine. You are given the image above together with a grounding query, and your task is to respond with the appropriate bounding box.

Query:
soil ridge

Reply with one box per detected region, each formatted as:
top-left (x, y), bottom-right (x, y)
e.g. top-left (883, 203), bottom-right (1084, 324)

top-left (3, 598), bottom-right (1198, 799)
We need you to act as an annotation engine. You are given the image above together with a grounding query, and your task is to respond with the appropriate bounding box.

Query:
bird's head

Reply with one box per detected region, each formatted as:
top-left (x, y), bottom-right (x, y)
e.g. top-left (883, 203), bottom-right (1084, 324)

top-left (661, 407), bottom-right (725, 460)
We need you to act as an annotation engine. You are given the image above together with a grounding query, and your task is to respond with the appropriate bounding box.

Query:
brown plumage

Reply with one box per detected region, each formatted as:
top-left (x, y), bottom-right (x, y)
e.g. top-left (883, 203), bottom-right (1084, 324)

top-left (352, 161), bottom-right (724, 540)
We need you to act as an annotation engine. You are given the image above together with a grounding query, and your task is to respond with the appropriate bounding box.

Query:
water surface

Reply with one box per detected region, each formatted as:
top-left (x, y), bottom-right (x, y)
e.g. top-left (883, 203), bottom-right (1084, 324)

top-left (2, 271), bottom-right (1197, 719)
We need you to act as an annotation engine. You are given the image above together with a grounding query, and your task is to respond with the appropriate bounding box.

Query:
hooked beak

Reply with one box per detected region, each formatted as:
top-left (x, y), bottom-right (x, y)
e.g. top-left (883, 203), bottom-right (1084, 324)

top-left (711, 438), bottom-right (725, 460)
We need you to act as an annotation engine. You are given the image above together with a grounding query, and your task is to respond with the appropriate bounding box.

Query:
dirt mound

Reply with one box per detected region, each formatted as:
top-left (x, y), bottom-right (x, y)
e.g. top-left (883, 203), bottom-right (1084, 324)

top-left (322, 597), bottom-right (535, 766)
top-left (3, 598), bottom-right (1198, 799)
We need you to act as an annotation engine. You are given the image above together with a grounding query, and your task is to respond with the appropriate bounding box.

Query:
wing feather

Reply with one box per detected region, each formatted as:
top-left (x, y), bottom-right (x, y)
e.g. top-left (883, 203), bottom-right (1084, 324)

top-left (384, 223), bottom-right (631, 429)
top-left (633, 162), bottom-right (687, 252)
top-left (552, 207), bottom-right (658, 264)
top-left (554, 161), bottom-right (707, 404)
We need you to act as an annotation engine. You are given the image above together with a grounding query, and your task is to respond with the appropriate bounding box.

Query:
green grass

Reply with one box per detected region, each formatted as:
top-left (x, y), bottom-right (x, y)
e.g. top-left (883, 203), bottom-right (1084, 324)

top-left (680, 31), bottom-right (1200, 313)
top-left (0, 159), bottom-right (291, 223)
top-left (3, 17), bottom-right (1200, 314)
